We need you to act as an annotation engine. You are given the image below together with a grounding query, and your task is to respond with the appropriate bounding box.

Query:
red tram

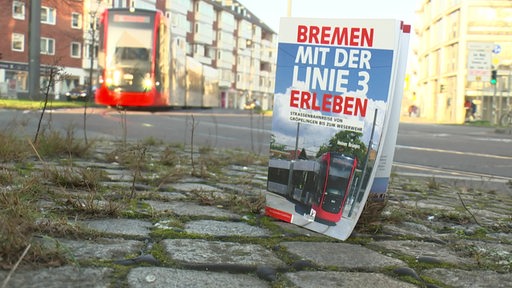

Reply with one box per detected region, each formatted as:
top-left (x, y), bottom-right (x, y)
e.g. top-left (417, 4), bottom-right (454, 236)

top-left (95, 8), bottom-right (218, 108)
top-left (310, 152), bottom-right (358, 223)
top-left (267, 152), bottom-right (358, 224)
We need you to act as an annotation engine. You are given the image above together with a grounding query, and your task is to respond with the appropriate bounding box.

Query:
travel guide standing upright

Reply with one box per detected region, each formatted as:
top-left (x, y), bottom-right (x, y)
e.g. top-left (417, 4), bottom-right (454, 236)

top-left (265, 17), bottom-right (409, 240)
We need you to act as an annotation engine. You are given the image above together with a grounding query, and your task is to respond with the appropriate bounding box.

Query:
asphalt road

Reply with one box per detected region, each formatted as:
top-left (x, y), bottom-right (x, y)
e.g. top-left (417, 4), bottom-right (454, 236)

top-left (2, 107), bottom-right (511, 185)
top-left (394, 122), bottom-right (512, 184)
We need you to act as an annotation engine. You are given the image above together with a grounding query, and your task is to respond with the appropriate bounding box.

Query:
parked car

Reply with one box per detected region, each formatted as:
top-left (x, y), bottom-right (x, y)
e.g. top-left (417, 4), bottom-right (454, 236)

top-left (65, 86), bottom-right (94, 101)
top-left (244, 99), bottom-right (262, 111)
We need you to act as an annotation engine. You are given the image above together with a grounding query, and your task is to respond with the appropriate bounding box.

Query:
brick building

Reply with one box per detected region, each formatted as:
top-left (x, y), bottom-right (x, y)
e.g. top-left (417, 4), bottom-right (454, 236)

top-left (0, 0), bottom-right (87, 99)
top-left (0, 0), bottom-right (277, 108)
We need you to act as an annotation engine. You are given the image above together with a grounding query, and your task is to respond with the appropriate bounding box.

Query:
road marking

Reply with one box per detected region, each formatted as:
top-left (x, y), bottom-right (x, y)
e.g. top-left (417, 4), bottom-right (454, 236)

top-left (473, 137), bottom-right (512, 143)
top-left (393, 171), bottom-right (510, 183)
top-left (395, 145), bottom-right (512, 160)
top-left (393, 162), bottom-right (512, 183)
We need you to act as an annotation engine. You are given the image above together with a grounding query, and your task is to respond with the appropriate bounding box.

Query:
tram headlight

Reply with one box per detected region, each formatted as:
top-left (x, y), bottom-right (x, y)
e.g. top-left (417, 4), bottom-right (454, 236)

top-left (113, 70), bottom-right (122, 85)
top-left (142, 75), bottom-right (153, 90)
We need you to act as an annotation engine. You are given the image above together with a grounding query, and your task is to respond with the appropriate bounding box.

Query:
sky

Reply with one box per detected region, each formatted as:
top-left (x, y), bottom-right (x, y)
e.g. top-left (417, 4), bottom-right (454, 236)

top-left (237, 0), bottom-right (421, 33)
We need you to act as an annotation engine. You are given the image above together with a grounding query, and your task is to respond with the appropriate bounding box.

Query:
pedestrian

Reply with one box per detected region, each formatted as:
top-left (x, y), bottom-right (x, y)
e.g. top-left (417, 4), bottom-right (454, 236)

top-left (464, 100), bottom-right (472, 121)
top-left (408, 105), bottom-right (418, 117)
top-left (470, 101), bottom-right (476, 120)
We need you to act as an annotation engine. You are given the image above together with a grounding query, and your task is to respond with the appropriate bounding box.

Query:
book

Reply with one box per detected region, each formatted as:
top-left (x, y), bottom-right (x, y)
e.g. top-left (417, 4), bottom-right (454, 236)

top-left (265, 17), bottom-right (410, 240)
top-left (370, 23), bottom-right (411, 201)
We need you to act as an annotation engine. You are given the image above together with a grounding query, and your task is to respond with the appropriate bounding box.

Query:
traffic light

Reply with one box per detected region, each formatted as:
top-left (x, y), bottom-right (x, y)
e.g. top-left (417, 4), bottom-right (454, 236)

top-left (490, 70), bottom-right (497, 85)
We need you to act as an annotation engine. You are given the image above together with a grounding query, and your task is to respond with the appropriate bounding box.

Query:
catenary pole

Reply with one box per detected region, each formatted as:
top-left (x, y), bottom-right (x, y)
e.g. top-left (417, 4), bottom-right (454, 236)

top-left (28, 0), bottom-right (41, 100)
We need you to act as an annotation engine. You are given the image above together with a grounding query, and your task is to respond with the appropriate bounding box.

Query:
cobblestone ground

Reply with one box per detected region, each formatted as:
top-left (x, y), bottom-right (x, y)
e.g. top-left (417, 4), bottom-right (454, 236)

top-left (1, 141), bottom-right (511, 288)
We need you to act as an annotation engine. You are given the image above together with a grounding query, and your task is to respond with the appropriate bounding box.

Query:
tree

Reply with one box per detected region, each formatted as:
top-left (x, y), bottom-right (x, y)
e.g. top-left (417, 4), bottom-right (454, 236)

top-left (83, 1), bottom-right (102, 145)
top-left (316, 131), bottom-right (367, 167)
top-left (270, 134), bottom-right (286, 152)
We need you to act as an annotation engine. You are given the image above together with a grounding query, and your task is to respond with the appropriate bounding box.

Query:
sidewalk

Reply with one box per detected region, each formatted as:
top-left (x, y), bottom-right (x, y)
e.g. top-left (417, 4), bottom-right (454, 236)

top-left (1, 141), bottom-right (511, 287)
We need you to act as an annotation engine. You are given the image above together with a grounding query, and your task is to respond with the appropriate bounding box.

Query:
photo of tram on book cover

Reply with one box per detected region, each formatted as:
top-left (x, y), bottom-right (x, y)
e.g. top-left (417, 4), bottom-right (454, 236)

top-left (265, 17), bottom-right (409, 240)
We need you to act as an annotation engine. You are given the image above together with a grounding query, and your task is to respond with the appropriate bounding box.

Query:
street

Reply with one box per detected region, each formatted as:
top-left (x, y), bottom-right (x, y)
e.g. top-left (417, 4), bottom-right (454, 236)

top-left (1, 107), bottom-right (511, 186)
top-left (394, 122), bottom-right (512, 184)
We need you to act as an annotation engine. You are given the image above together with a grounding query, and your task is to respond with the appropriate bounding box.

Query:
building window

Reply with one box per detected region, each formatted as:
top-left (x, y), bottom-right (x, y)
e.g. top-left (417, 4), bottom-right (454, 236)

top-left (41, 37), bottom-right (55, 55)
top-left (71, 13), bottom-right (81, 29)
top-left (71, 42), bottom-right (81, 58)
top-left (86, 44), bottom-right (98, 59)
top-left (41, 6), bottom-right (56, 25)
top-left (13, 1), bottom-right (25, 20)
top-left (12, 33), bottom-right (24, 51)
top-left (114, 0), bottom-right (127, 8)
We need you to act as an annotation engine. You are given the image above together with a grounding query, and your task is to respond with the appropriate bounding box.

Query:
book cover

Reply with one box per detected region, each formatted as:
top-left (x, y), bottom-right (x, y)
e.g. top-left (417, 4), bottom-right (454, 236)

top-left (265, 17), bottom-right (408, 240)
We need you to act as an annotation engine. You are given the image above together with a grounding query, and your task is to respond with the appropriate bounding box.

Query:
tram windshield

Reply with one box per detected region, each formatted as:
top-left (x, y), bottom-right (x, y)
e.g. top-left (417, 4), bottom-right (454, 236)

top-left (324, 157), bottom-right (354, 196)
top-left (104, 14), bottom-right (154, 92)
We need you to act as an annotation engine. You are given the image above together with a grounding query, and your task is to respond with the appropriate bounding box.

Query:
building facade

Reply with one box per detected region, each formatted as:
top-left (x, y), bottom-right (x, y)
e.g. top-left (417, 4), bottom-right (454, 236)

top-left (0, 0), bottom-right (88, 99)
top-left (0, 0), bottom-right (277, 109)
top-left (411, 0), bottom-right (512, 124)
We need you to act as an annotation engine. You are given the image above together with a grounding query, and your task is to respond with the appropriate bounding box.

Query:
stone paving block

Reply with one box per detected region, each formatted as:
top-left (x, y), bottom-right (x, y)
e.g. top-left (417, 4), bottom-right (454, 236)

top-left (487, 232), bottom-right (512, 243)
top-left (285, 271), bottom-right (417, 288)
top-left (381, 221), bottom-right (438, 239)
top-left (176, 177), bottom-right (206, 183)
top-left (80, 218), bottom-right (152, 237)
top-left (0, 266), bottom-right (113, 288)
top-left (171, 183), bottom-right (222, 193)
top-left (101, 168), bottom-right (133, 181)
top-left (214, 183), bottom-right (266, 197)
top-left (100, 181), bottom-right (152, 190)
top-left (171, 182), bottom-right (232, 199)
top-left (453, 239), bottom-right (512, 267)
top-left (370, 240), bottom-right (475, 265)
top-left (422, 268), bottom-right (512, 288)
top-left (152, 191), bottom-right (188, 200)
top-left (72, 161), bottom-right (122, 170)
top-left (398, 200), bottom-right (455, 211)
top-left (185, 220), bottom-right (271, 237)
top-left (54, 238), bottom-right (144, 260)
top-left (144, 200), bottom-right (240, 219)
top-left (281, 242), bottom-right (404, 269)
top-left (127, 267), bottom-right (269, 288)
top-left (161, 239), bottom-right (285, 268)
top-left (274, 221), bottom-right (326, 237)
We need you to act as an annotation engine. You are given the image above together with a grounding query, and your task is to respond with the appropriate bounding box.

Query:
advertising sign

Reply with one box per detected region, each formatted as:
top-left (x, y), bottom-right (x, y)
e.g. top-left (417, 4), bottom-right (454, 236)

top-left (467, 42), bottom-right (493, 82)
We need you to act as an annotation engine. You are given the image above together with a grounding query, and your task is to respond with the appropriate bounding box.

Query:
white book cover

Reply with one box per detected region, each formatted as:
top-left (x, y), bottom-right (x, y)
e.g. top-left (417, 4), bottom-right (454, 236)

top-left (265, 17), bottom-right (408, 240)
